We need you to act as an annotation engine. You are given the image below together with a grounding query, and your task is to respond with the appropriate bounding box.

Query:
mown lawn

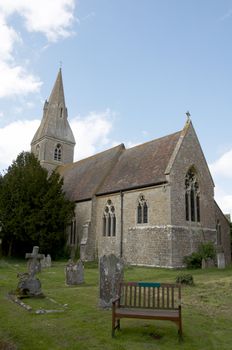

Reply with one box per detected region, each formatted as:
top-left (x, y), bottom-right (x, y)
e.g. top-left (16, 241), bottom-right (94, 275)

top-left (0, 259), bottom-right (232, 350)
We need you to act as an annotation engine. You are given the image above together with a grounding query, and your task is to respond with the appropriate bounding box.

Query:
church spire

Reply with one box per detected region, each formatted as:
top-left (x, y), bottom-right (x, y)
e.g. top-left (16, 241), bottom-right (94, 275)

top-left (48, 68), bottom-right (66, 110)
top-left (31, 69), bottom-right (76, 172)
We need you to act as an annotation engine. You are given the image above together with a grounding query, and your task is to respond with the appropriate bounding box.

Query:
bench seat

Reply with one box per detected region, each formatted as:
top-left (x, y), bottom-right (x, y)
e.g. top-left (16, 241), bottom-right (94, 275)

top-left (112, 282), bottom-right (182, 340)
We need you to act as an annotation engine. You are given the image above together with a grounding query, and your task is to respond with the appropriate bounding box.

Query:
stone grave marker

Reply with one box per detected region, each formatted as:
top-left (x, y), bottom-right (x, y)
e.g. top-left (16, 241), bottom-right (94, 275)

top-left (16, 246), bottom-right (45, 297)
top-left (99, 254), bottom-right (124, 309)
top-left (41, 254), bottom-right (52, 268)
top-left (65, 259), bottom-right (84, 285)
top-left (25, 246), bottom-right (45, 276)
top-left (217, 252), bottom-right (225, 269)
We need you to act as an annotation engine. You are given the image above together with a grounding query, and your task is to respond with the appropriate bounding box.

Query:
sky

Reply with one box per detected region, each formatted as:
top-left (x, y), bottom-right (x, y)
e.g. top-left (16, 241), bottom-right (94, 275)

top-left (0, 0), bottom-right (232, 216)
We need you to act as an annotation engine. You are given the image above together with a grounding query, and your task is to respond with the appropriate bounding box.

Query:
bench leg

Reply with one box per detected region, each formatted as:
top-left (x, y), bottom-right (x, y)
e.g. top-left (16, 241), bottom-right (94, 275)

top-left (112, 316), bottom-right (120, 337)
top-left (178, 319), bottom-right (183, 342)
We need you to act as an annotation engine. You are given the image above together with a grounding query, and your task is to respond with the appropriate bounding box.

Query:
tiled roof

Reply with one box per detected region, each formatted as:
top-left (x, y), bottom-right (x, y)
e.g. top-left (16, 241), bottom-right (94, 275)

top-left (97, 131), bottom-right (181, 195)
top-left (58, 130), bottom-right (181, 201)
top-left (57, 144), bottom-right (125, 201)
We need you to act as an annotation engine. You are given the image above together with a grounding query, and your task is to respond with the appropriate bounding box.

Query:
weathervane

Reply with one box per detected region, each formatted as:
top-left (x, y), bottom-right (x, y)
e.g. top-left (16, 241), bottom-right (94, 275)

top-left (186, 111), bottom-right (191, 121)
top-left (59, 61), bottom-right (63, 69)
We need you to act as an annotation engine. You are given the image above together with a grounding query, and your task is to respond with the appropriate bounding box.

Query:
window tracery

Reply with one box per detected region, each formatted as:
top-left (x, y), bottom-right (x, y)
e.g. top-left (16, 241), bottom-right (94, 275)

top-left (137, 194), bottom-right (148, 224)
top-left (185, 168), bottom-right (200, 222)
top-left (102, 199), bottom-right (116, 237)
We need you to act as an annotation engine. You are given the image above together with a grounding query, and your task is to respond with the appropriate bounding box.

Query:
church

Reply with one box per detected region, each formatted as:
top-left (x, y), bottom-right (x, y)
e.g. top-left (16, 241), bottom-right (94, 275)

top-left (31, 69), bottom-right (231, 268)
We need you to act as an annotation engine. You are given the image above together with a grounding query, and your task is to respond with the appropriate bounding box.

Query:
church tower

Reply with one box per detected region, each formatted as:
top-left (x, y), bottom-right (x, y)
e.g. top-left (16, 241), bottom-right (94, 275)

top-left (31, 69), bottom-right (75, 172)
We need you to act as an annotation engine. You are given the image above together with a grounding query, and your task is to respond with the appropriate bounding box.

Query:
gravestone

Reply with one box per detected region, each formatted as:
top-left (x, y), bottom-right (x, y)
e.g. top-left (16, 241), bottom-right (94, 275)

top-left (16, 246), bottom-right (45, 297)
top-left (41, 254), bottom-right (52, 268)
top-left (99, 254), bottom-right (124, 309)
top-left (65, 260), bottom-right (84, 285)
top-left (201, 258), bottom-right (215, 269)
top-left (217, 252), bottom-right (225, 269)
top-left (25, 246), bottom-right (45, 276)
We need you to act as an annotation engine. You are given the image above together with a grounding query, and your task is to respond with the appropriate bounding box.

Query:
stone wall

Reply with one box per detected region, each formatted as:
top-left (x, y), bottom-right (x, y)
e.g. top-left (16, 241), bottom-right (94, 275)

top-left (215, 202), bottom-right (231, 265)
top-left (74, 200), bottom-right (92, 247)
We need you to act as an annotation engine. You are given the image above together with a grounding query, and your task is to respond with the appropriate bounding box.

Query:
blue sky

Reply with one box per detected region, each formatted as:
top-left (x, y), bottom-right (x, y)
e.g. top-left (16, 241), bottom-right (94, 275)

top-left (0, 0), bottom-right (232, 215)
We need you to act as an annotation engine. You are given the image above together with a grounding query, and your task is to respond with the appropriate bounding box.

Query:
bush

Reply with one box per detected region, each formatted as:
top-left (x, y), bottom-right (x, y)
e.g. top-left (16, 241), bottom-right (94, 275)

top-left (198, 242), bottom-right (216, 260)
top-left (176, 273), bottom-right (194, 285)
top-left (183, 252), bottom-right (202, 269)
top-left (183, 241), bottom-right (216, 269)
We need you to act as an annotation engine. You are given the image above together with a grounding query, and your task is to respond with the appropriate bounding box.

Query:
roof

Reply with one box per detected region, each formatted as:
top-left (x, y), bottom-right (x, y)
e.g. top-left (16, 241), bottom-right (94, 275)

top-left (57, 144), bottom-right (125, 201)
top-left (97, 131), bottom-right (181, 195)
top-left (58, 130), bottom-right (182, 201)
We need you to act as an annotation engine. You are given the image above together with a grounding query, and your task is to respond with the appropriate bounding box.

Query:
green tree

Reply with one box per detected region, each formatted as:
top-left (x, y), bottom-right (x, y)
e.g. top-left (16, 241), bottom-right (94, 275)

top-left (0, 152), bottom-right (75, 258)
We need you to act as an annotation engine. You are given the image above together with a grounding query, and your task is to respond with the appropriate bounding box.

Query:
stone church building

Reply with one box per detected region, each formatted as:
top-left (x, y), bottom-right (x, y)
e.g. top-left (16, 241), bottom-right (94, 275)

top-left (31, 69), bottom-right (231, 268)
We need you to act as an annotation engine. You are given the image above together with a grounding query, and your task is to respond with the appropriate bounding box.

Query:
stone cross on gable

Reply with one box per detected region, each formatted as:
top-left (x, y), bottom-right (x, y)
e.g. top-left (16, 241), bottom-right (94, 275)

top-left (25, 246), bottom-right (45, 277)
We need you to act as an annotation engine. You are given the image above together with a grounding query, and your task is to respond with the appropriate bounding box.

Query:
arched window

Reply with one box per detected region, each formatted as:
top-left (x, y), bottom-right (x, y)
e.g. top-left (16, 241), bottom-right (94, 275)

top-left (185, 168), bottom-right (200, 222)
top-left (54, 144), bottom-right (62, 161)
top-left (102, 199), bottom-right (116, 237)
top-left (137, 194), bottom-right (148, 224)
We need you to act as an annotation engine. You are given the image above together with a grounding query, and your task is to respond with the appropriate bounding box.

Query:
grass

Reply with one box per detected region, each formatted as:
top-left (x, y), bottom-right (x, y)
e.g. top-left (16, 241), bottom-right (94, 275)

top-left (0, 259), bottom-right (232, 349)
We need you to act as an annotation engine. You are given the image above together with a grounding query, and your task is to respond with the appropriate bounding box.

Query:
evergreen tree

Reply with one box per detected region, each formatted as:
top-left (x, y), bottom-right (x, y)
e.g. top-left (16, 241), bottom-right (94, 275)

top-left (0, 152), bottom-right (75, 258)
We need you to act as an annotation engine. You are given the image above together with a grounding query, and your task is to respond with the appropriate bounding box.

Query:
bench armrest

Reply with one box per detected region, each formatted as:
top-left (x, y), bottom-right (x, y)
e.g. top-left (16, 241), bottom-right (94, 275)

top-left (112, 296), bottom-right (120, 305)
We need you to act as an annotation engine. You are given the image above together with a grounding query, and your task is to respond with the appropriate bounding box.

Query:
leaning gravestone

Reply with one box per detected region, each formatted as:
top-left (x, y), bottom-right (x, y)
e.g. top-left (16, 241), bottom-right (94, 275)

top-left (99, 254), bottom-right (124, 309)
top-left (16, 246), bottom-right (45, 297)
top-left (65, 260), bottom-right (84, 285)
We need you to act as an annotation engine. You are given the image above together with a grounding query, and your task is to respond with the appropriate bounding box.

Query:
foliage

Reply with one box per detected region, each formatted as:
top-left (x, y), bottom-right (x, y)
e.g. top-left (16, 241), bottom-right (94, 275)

top-left (0, 152), bottom-right (75, 258)
top-left (183, 252), bottom-right (202, 269)
top-left (183, 241), bottom-right (216, 269)
top-left (176, 273), bottom-right (194, 285)
top-left (198, 241), bottom-right (216, 260)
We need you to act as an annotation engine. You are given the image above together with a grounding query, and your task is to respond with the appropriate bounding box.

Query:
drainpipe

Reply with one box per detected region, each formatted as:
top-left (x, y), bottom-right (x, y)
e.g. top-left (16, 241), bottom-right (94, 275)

top-left (120, 191), bottom-right (124, 258)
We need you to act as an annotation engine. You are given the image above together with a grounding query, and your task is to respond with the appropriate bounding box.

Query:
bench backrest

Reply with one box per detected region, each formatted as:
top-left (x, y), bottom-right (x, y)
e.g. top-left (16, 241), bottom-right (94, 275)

top-left (119, 282), bottom-right (181, 310)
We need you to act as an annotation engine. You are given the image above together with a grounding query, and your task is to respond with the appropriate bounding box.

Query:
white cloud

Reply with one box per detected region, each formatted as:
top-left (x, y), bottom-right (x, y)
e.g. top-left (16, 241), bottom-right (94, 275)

top-left (210, 148), bottom-right (232, 179)
top-left (0, 0), bottom-right (76, 42)
top-left (0, 119), bottom-right (40, 172)
top-left (0, 61), bottom-right (42, 98)
top-left (71, 109), bottom-right (115, 161)
top-left (0, 110), bottom-right (116, 173)
top-left (0, 0), bottom-right (76, 99)
top-left (210, 148), bottom-right (232, 216)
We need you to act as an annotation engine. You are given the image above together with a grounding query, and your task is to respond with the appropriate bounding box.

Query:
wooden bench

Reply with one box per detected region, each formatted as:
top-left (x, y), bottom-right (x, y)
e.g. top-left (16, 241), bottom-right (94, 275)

top-left (112, 282), bottom-right (182, 339)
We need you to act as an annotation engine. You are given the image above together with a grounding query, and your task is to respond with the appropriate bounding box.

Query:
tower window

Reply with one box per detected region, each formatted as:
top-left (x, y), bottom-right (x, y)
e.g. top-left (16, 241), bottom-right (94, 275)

top-left (137, 194), bottom-right (148, 224)
top-left (54, 144), bottom-right (62, 161)
top-left (185, 168), bottom-right (200, 223)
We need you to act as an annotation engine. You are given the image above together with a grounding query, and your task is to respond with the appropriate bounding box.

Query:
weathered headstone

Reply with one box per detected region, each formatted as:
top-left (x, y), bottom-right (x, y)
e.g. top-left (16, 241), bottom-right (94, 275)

top-left (99, 254), bottom-right (124, 309)
top-left (25, 246), bottom-right (45, 276)
top-left (65, 260), bottom-right (84, 285)
top-left (41, 254), bottom-right (52, 268)
top-left (217, 252), bottom-right (225, 269)
top-left (16, 246), bottom-right (45, 297)
top-left (17, 272), bottom-right (43, 297)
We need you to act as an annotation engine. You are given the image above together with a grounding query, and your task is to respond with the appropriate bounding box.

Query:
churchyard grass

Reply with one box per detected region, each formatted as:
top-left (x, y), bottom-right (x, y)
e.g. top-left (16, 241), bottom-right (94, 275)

top-left (0, 259), bottom-right (232, 350)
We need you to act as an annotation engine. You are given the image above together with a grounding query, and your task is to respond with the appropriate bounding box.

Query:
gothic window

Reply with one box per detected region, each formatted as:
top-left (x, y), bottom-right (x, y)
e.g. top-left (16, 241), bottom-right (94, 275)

top-left (60, 107), bottom-right (63, 118)
top-left (102, 200), bottom-right (116, 237)
top-left (185, 168), bottom-right (200, 222)
top-left (54, 144), bottom-right (62, 161)
top-left (216, 220), bottom-right (222, 245)
top-left (137, 194), bottom-right (148, 224)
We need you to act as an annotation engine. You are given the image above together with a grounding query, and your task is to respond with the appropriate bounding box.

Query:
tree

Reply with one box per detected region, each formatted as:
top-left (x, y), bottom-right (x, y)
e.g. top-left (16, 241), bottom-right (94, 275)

top-left (0, 152), bottom-right (75, 258)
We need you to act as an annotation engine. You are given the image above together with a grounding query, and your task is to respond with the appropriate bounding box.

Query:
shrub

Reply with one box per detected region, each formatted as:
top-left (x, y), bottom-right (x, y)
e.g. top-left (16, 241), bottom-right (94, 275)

top-left (183, 252), bottom-right (202, 269)
top-left (176, 273), bottom-right (194, 285)
top-left (198, 242), bottom-right (216, 260)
